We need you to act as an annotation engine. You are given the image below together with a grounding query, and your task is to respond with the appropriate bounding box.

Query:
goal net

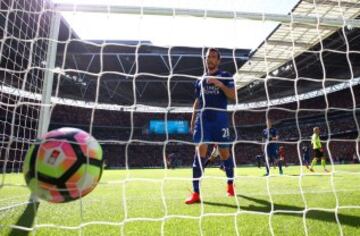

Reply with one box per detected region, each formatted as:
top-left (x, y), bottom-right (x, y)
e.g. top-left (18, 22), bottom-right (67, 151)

top-left (1, 0), bottom-right (360, 235)
top-left (0, 0), bottom-right (53, 174)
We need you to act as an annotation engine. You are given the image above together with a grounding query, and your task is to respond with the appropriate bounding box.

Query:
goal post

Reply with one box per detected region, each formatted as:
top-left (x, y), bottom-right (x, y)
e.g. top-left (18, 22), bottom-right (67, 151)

top-left (1, 0), bottom-right (360, 235)
top-left (37, 11), bottom-right (61, 138)
top-left (54, 3), bottom-right (360, 28)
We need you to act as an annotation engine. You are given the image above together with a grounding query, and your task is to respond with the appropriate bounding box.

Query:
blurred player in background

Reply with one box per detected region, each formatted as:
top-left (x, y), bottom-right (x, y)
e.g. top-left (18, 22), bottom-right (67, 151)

top-left (185, 48), bottom-right (236, 204)
top-left (205, 144), bottom-right (219, 164)
top-left (255, 154), bottom-right (263, 168)
top-left (278, 145), bottom-right (287, 168)
top-left (204, 144), bottom-right (225, 171)
top-left (302, 144), bottom-right (311, 169)
top-left (166, 153), bottom-right (176, 169)
top-left (310, 127), bottom-right (328, 172)
top-left (263, 119), bottom-right (283, 176)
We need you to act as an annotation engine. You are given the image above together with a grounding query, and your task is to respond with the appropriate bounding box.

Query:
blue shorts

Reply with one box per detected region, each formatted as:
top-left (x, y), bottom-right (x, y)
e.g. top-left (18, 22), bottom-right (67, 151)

top-left (303, 155), bottom-right (310, 163)
top-left (193, 119), bottom-right (231, 148)
top-left (265, 148), bottom-right (278, 162)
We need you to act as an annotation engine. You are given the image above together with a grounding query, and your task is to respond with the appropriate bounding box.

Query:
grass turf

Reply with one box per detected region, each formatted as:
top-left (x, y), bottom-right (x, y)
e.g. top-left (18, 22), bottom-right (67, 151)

top-left (0, 164), bottom-right (360, 235)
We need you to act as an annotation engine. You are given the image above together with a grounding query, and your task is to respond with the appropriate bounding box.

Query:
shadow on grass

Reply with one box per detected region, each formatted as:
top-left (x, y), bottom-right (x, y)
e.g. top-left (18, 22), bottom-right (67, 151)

top-left (285, 174), bottom-right (333, 177)
top-left (203, 194), bottom-right (360, 228)
top-left (9, 200), bottom-right (39, 236)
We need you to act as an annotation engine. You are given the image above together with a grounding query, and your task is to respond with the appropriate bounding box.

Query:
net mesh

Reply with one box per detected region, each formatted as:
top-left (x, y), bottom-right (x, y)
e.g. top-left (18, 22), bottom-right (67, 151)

top-left (0, 0), bottom-right (52, 175)
top-left (1, 0), bottom-right (360, 235)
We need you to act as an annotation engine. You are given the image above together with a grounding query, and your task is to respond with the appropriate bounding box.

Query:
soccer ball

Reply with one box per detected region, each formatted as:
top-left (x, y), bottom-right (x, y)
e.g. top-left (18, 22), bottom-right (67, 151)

top-left (23, 127), bottom-right (103, 203)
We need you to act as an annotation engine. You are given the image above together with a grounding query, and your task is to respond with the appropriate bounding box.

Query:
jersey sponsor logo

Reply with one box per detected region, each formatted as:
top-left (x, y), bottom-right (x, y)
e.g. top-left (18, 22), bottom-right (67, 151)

top-left (203, 84), bottom-right (220, 95)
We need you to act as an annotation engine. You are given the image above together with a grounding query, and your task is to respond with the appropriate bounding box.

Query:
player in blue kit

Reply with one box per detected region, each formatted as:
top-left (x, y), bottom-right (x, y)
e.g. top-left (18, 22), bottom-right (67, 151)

top-left (302, 144), bottom-right (310, 169)
top-left (255, 154), bottom-right (263, 168)
top-left (263, 119), bottom-right (283, 176)
top-left (185, 48), bottom-right (236, 204)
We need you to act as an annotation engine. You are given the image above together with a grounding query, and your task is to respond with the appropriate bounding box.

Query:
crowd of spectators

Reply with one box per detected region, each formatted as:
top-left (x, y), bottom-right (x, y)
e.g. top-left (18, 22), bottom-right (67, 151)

top-left (2, 0), bottom-right (359, 172)
top-left (1, 87), bottom-right (359, 171)
top-left (48, 101), bottom-right (360, 168)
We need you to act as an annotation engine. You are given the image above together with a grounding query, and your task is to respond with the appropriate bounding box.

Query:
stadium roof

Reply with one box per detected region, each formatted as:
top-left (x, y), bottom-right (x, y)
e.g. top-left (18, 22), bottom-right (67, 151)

top-left (55, 0), bottom-right (360, 106)
top-left (2, 0), bottom-right (360, 108)
top-left (236, 0), bottom-right (360, 87)
top-left (55, 41), bottom-right (250, 106)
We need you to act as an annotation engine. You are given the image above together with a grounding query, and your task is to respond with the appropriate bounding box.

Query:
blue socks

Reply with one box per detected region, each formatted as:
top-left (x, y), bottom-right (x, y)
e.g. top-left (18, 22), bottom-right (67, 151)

top-left (223, 157), bottom-right (234, 184)
top-left (278, 160), bottom-right (283, 174)
top-left (265, 160), bottom-right (270, 175)
top-left (192, 154), bottom-right (235, 193)
top-left (192, 154), bottom-right (206, 193)
top-left (265, 160), bottom-right (283, 175)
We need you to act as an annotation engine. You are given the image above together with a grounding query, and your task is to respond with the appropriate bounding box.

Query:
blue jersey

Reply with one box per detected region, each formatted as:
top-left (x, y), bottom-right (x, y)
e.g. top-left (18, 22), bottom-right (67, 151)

top-left (194, 70), bottom-right (234, 122)
top-left (263, 127), bottom-right (278, 155)
top-left (263, 127), bottom-right (278, 141)
top-left (193, 70), bottom-right (234, 146)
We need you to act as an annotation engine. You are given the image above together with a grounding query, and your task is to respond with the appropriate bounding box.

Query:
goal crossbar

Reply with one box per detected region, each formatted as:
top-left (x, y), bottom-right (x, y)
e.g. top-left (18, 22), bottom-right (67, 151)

top-left (54, 3), bottom-right (360, 28)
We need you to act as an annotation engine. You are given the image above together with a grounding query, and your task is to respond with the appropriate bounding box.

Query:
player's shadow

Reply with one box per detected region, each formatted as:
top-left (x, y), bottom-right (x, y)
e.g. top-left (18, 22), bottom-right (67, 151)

top-left (203, 194), bottom-right (360, 228)
top-left (9, 199), bottom-right (39, 236)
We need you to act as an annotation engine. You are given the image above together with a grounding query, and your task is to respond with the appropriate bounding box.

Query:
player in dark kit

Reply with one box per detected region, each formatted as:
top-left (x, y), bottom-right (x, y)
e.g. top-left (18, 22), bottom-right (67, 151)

top-left (302, 144), bottom-right (310, 169)
top-left (204, 144), bottom-right (225, 171)
top-left (262, 119), bottom-right (282, 176)
top-left (185, 48), bottom-right (236, 204)
top-left (255, 154), bottom-right (263, 168)
top-left (166, 153), bottom-right (176, 169)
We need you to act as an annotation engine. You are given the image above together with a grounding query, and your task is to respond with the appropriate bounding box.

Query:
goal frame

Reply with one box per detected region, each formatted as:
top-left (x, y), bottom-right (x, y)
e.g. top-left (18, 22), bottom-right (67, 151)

top-left (35, 2), bottom-right (360, 136)
top-left (37, 12), bottom-right (61, 138)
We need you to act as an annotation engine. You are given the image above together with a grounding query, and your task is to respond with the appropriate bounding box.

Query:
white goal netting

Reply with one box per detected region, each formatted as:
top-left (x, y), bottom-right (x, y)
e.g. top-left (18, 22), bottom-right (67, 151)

top-left (0, 0), bottom-right (52, 175)
top-left (1, 0), bottom-right (360, 235)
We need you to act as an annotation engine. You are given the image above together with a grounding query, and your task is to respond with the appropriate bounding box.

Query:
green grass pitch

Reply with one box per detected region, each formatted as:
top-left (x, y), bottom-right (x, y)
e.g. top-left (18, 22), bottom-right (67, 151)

top-left (1, 164), bottom-right (360, 236)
